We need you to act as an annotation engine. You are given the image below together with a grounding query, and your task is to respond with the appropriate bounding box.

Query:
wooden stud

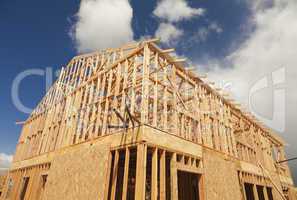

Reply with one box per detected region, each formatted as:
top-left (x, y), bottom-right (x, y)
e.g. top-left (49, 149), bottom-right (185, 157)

top-left (152, 53), bottom-right (158, 127)
top-left (110, 150), bottom-right (119, 200)
top-left (253, 184), bottom-right (260, 200)
top-left (141, 44), bottom-right (150, 124)
top-left (151, 148), bottom-right (158, 200)
top-left (170, 153), bottom-right (178, 200)
top-left (102, 70), bottom-right (113, 135)
top-left (104, 151), bottom-right (113, 200)
top-left (122, 148), bottom-right (130, 200)
top-left (135, 144), bottom-right (147, 200)
top-left (160, 150), bottom-right (166, 200)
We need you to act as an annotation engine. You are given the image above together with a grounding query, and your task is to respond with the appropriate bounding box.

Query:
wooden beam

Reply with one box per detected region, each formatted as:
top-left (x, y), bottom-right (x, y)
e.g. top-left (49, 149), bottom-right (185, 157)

top-left (171, 66), bottom-right (179, 135)
top-left (263, 186), bottom-right (269, 200)
top-left (151, 148), bottom-right (158, 200)
top-left (198, 74), bottom-right (207, 79)
top-left (145, 38), bottom-right (160, 44)
top-left (152, 56), bottom-right (158, 127)
top-left (160, 150), bottom-right (166, 200)
top-left (102, 70), bottom-right (113, 135)
top-left (172, 58), bottom-right (187, 63)
top-left (253, 184), bottom-right (260, 200)
top-left (170, 153), bottom-right (178, 200)
top-left (161, 48), bottom-right (175, 54)
top-left (135, 144), bottom-right (147, 200)
top-left (141, 44), bottom-right (150, 124)
top-left (122, 148), bottom-right (130, 200)
top-left (104, 152), bottom-right (113, 200)
top-left (110, 150), bottom-right (119, 200)
top-left (199, 174), bottom-right (205, 200)
top-left (15, 121), bottom-right (26, 125)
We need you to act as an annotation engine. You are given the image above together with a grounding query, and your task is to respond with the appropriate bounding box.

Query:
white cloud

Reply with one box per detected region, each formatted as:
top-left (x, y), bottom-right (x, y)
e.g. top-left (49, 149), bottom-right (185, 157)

top-left (71, 0), bottom-right (134, 53)
top-left (153, 0), bottom-right (205, 22)
top-left (153, 0), bottom-right (206, 45)
top-left (177, 22), bottom-right (223, 48)
top-left (203, 1), bottom-right (297, 170)
top-left (206, 0), bottom-right (297, 111)
top-left (155, 23), bottom-right (184, 44)
top-left (209, 22), bottom-right (223, 34)
top-left (195, 27), bottom-right (209, 42)
top-left (0, 153), bottom-right (13, 169)
top-left (201, 0), bottom-right (297, 180)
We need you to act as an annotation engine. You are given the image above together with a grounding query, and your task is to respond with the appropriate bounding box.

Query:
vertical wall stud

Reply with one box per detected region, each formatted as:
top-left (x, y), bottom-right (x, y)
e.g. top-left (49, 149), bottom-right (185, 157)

top-left (110, 150), bottom-right (119, 200)
top-left (160, 150), bottom-right (166, 200)
top-left (135, 144), bottom-right (147, 200)
top-left (122, 148), bottom-right (130, 200)
top-left (151, 148), bottom-right (158, 200)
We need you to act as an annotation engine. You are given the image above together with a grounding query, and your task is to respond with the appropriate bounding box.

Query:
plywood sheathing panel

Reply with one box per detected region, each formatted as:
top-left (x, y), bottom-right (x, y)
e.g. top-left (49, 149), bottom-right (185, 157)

top-left (43, 143), bottom-right (109, 200)
top-left (203, 148), bottom-right (242, 200)
top-left (10, 127), bottom-right (141, 172)
top-left (240, 161), bottom-right (269, 178)
top-left (0, 174), bottom-right (7, 197)
top-left (1, 163), bottom-right (50, 200)
top-left (142, 126), bottom-right (202, 157)
top-left (279, 175), bottom-right (294, 185)
top-left (269, 172), bottom-right (287, 200)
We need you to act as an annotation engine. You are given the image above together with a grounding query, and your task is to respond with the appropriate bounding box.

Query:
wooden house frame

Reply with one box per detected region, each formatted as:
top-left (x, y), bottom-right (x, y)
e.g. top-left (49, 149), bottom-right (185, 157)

top-left (1, 39), bottom-right (296, 200)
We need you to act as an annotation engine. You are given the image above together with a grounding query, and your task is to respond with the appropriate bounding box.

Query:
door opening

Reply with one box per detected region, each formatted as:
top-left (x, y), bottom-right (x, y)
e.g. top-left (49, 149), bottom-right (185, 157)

top-left (244, 183), bottom-right (255, 200)
top-left (178, 171), bottom-right (201, 200)
top-left (256, 185), bottom-right (265, 200)
top-left (19, 177), bottom-right (30, 200)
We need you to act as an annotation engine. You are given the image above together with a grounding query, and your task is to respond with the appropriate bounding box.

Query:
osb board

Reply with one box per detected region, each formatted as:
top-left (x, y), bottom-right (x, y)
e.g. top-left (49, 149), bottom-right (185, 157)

top-left (142, 126), bottom-right (202, 157)
top-left (203, 148), bottom-right (242, 200)
top-left (10, 125), bottom-right (201, 174)
top-left (0, 174), bottom-right (7, 191)
top-left (10, 127), bottom-right (142, 172)
top-left (11, 151), bottom-right (54, 170)
top-left (289, 187), bottom-right (297, 200)
top-left (269, 172), bottom-right (288, 200)
top-left (43, 143), bottom-right (110, 200)
top-left (240, 161), bottom-right (268, 178)
top-left (4, 129), bottom-right (140, 200)
top-left (0, 174), bottom-right (7, 200)
top-left (279, 174), bottom-right (294, 185)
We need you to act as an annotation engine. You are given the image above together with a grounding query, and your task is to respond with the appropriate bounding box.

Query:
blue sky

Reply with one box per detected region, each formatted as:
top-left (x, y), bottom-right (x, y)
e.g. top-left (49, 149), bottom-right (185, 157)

top-left (0, 0), bottom-right (79, 154)
top-left (0, 0), bottom-right (251, 154)
top-left (1, 0), bottom-right (297, 181)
